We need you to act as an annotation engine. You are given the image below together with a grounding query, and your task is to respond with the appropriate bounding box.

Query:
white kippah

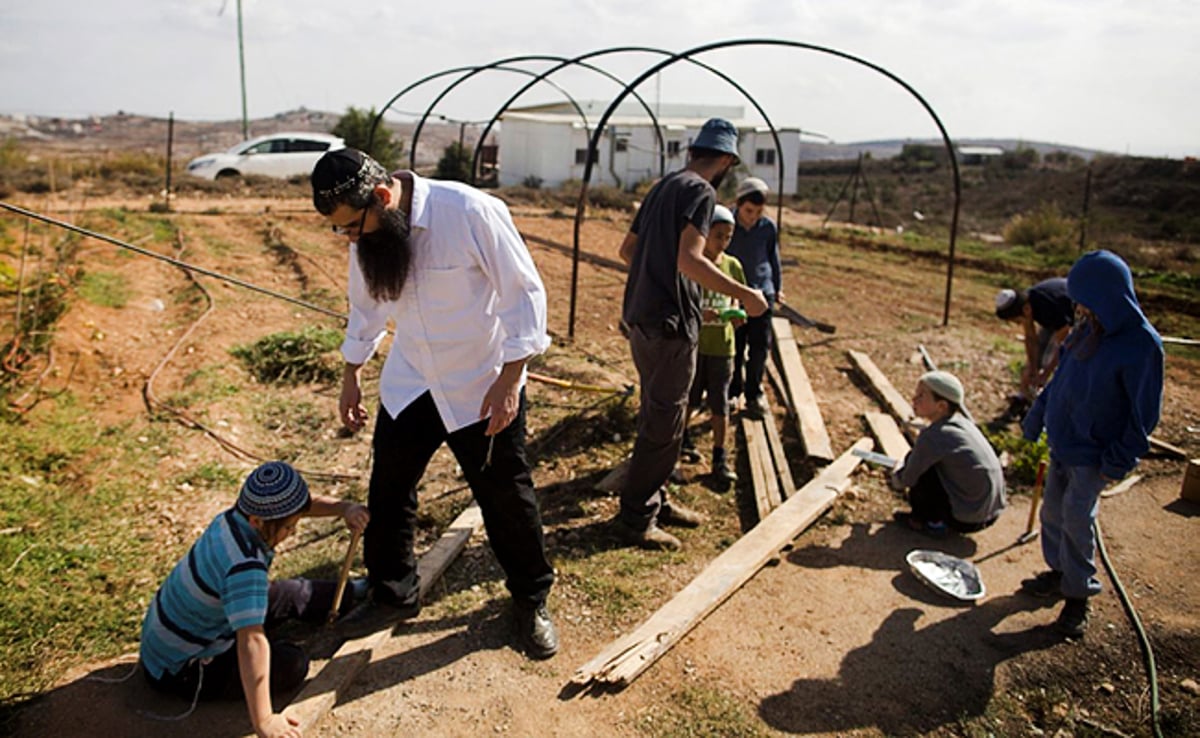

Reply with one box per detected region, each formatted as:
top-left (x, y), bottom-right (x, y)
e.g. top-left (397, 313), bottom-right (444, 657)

top-left (995, 289), bottom-right (1018, 312)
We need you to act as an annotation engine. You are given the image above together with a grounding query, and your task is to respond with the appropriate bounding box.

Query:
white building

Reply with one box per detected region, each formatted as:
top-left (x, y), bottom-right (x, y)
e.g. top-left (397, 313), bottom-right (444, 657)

top-left (497, 101), bottom-right (803, 194)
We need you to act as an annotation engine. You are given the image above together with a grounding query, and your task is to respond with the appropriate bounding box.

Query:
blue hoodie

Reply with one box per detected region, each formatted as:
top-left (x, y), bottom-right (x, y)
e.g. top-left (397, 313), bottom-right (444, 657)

top-left (1022, 250), bottom-right (1163, 479)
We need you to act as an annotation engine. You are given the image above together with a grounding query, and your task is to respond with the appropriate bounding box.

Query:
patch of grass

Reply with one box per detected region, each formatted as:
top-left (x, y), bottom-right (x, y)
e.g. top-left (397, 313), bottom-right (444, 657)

top-left (231, 326), bottom-right (343, 385)
top-left (0, 403), bottom-right (181, 713)
top-left (76, 270), bottom-right (131, 308)
top-left (175, 461), bottom-right (240, 490)
top-left (634, 685), bottom-right (771, 738)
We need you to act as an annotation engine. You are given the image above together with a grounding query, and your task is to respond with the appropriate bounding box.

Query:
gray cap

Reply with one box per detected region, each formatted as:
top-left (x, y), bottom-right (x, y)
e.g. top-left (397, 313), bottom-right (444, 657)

top-left (690, 118), bottom-right (740, 161)
top-left (736, 177), bottom-right (769, 198)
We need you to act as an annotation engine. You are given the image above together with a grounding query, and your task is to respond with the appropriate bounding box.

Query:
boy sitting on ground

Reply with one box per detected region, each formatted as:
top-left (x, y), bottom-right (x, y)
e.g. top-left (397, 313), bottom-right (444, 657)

top-left (889, 371), bottom-right (1007, 538)
top-left (680, 204), bottom-right (746, 486)
top-left (139, 461), bottom-right (369, 738)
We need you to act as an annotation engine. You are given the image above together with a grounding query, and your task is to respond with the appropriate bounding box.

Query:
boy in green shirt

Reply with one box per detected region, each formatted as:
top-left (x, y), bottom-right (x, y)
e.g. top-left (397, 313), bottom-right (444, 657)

top-left (684, 204), bottom-right (746, 485)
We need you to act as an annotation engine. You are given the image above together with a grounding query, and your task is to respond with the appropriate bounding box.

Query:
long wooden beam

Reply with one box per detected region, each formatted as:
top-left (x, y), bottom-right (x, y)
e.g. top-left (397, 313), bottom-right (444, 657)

top-left (772, 318), bottom-right (834, 462)
top-left (273, 503), bottom-right (485, 736)
top-left (740, 417), bottom-right (775, 522)
top-left (761, 397), bottom-right (798, 500)
top-left (846, 349), bottom-right (915, 438)
top-left (571, 438), bottom-right (872, 688)
top-left (864, 411), bottom-right (911, 461)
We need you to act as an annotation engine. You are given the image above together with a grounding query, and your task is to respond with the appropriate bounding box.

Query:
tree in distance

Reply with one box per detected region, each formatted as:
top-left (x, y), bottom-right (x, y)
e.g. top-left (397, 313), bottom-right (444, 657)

top-left (331, 107), bottom-right (403, 171)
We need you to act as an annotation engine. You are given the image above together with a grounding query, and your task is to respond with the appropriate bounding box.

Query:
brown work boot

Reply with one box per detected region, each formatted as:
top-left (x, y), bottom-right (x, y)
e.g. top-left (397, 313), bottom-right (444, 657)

top-left (615, 519), bottom-right (682, 551)
top-left (659, 501), bottom-right (704, 528)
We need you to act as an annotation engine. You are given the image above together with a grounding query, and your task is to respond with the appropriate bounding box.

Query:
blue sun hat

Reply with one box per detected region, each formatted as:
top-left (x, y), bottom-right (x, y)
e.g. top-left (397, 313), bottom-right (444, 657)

top-left (237, 461), bottom-right (310, 520)
top-left (690, 118), bottom-right (740, 161)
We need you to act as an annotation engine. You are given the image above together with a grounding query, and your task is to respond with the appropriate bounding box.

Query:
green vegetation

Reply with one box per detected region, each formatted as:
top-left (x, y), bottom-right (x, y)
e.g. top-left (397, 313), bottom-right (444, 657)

top-left (0, 404), bottom-right (177, 713)
top-left (984, 428), bottom-right (1048, 487)
top-left (635, 685), bottom-right (772, 738)
top-left (434, 141), bottom-right (474, 182)
top-left (76, 270), bottom-right (131, 308)
top-left (331, 106), bottom-right (404, 170)
top-left (231, 326), bottom-right (343, 385)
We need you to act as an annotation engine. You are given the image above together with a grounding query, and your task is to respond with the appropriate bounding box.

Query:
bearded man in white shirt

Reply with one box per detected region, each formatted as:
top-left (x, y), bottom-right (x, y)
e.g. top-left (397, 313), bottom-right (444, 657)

top-left (310, 148), bottom-right (557, 659)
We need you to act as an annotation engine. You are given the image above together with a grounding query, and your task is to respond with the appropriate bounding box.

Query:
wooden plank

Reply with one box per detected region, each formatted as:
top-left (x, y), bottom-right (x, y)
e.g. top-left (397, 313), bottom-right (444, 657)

top-left (761, 397), bottom-right (798, 500)
top-left (753, 420), bottom-right (783, 511)
top-left (863, 411), bottom-right (911, 461)
top-left (772, 318), bottom-right (835, 463)
top-left (846, 349), bottom-right (914, 435)
top-left (277, 503), bottom-right (485, 735)
top-left (1148, 435), bottom-right (1187, 460)
top-left (740, 418), bottom-right (774, 522)
top-left (764, 360), bottom-right (794, 418)
top-left (1101, 474), bottom-right (1144, 498)
top-left (572, 438), bottom-right (872, 688)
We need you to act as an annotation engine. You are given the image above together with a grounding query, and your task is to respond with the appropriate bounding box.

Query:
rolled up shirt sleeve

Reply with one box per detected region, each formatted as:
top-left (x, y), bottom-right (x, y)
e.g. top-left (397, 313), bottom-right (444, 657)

top-left (340, 244), bottom-right (390, 366)
top-left (471, 198), bottom-right (551, 364)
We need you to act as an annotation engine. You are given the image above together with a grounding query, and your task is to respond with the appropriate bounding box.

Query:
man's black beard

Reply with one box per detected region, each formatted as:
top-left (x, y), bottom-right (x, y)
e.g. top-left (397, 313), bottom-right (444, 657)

top-left (356, 206), bottom-right (412, 302)
top-left (710, 164), bottom-right (731, 189)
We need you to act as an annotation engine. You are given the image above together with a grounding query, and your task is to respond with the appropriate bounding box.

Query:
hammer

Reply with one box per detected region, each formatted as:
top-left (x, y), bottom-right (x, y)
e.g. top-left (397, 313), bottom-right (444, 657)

top-left (327, 529), bottom-right (362, 625)
top-left (1018, 460), bottom-right (1048, 544)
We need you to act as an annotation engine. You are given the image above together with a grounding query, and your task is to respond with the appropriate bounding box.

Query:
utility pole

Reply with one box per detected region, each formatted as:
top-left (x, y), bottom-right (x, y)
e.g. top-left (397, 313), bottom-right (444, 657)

top-left (237, 0), bottom-right (248, 140)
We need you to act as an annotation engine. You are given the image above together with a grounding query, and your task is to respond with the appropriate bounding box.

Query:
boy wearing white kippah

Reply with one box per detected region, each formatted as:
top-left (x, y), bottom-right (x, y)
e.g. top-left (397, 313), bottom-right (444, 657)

top-left (889, 371), bottom-right (1007, 538)
top-left (139, 461), bottom-right (368, 738)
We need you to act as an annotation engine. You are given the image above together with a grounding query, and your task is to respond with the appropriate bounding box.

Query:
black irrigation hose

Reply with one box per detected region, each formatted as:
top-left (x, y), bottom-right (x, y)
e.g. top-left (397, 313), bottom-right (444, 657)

top-left (0, 202), bottom-right (348, 322)
top-left (1095, 519), bottom-right (1163, 738)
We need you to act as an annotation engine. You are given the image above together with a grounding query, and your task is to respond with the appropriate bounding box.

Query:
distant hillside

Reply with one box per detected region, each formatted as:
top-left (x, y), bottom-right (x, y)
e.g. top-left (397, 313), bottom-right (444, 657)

top-left (799, 138), bottom-right (1107, 162)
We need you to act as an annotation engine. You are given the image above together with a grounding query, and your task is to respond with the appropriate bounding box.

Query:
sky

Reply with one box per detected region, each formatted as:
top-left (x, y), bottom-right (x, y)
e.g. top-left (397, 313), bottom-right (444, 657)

top-left (1, 0), bottom-right (1197, 158)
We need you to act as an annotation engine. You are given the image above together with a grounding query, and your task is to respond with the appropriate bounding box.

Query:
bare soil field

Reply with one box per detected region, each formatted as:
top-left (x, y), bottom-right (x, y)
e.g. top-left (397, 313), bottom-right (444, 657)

top-left (2, 183), bottom-right (1198, 738)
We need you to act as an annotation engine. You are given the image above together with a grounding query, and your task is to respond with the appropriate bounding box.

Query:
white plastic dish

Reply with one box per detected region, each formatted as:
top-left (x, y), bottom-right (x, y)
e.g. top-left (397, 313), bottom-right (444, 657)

top-left (906, 549), bottom-right (986, 602)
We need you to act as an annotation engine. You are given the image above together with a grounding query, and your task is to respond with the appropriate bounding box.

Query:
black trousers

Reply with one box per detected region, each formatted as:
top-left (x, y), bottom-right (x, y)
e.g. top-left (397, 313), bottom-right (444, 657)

top-left (142, 578), bottom-right (333, 701)
top-left (731, 306), bottom-right (773, 402)
top-left (364, 390), bottom-right (554, 605)
top-left (909, 468), bottom-right (996, 534)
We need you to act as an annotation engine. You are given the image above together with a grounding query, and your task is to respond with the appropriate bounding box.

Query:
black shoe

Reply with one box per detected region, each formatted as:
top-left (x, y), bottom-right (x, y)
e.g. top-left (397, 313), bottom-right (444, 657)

top-left (513, 601), bottom-right (559, 659)
top-left (1055, 597), bottom-right (1089, 638)
top-left (713, 449), bottom-right (738, 483)
top-left (1020, 570), bottom-right (1064, 599)
top-left (372, 579), bottom-right (422, 619)
top-left (668, 465), bottom-right (687, 484)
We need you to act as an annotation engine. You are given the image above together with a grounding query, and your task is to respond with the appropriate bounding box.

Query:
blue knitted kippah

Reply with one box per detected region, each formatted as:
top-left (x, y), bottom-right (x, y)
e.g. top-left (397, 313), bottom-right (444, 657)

top-left (237, 461), bottom-right (310, 520)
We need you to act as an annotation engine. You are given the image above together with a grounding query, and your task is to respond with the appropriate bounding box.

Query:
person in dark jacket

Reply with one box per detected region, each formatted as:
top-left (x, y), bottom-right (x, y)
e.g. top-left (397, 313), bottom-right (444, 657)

top-left (1019, 250), bottom-right (1163, 638)
top-left (995, 277), bottom-right (1074, 402)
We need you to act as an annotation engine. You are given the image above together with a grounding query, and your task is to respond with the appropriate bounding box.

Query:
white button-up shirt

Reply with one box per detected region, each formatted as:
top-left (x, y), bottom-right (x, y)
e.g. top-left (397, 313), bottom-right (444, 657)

top-left (341, 173), bottom-right (550, 432)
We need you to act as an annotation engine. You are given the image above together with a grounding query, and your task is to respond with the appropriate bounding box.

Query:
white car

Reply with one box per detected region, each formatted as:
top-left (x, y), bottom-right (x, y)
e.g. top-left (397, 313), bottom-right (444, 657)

top-left (185, 132), bottom-right (344, 180)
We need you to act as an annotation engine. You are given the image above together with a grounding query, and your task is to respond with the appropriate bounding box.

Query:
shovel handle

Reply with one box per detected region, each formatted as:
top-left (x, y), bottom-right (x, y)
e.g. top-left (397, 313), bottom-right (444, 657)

top-left (327, 529), bottom-right (362, 625)
top-left (1023, 460), bottom-right (1047, 535)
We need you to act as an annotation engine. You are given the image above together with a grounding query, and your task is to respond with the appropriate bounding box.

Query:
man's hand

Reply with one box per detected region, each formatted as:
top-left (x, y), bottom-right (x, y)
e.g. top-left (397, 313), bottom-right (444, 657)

top-left (339, 365), bottom-right (368, 432)
top-left (256, 712), bottom-right (302, 738)
top-left (340, 502), bottom-right (369, 534)
top-left (479, 361), bottom-right (524, 436)
top-left (742, 288), bottom-right (769, 318)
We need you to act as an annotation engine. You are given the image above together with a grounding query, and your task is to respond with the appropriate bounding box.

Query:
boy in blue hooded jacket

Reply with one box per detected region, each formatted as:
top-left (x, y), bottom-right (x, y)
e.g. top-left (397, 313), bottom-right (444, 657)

top-left (1019, 250), bottom-right (1163, 638)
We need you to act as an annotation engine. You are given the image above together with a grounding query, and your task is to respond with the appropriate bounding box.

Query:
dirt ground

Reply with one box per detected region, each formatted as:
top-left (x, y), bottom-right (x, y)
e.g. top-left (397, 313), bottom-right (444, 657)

top-left (6, 191), bottom-right (1199, 737)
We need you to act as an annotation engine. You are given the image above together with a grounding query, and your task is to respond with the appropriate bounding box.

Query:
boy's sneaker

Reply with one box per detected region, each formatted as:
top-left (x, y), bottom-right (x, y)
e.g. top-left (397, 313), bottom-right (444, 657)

top-left (1020, 570), bottom-right (1064, 599)
top-left (743, 395), bottom-right (769, 420)
top-left (712, 448), bottom-right (738, 483)
top-left (659, 501), bottom-right (704, 528)
top-left (615, 519), bottom-right (682, 551)
top-left (1055, 597), bottom-right (1089, 638)
top-left (679, 435), bottom-right (701, 464)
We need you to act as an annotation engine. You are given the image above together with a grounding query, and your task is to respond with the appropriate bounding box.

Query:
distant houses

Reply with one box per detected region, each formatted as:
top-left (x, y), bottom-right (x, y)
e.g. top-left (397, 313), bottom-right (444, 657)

top-left (497, 101), bottom-right (805, 193)
top-left (957, 145), bottom-right (1004, 165)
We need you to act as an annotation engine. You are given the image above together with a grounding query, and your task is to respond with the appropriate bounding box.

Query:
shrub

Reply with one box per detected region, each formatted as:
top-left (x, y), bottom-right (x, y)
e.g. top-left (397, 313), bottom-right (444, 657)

top-left (231, 326), bottom-right (343, 384)
top-left (1002, 203), bottom-right (1076, 259)
top-left (434, 141), bottom-right (473, 182)
top-left (331, 107), bottom-right (404, 170)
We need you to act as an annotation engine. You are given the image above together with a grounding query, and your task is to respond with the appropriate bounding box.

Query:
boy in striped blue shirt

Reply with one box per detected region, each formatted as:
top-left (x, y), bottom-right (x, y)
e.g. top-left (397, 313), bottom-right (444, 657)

top-left (140, 462), bottom-right (368, 738)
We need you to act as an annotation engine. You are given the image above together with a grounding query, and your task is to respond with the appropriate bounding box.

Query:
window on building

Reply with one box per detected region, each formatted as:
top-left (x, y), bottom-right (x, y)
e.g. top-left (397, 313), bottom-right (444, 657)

top-left (615, 137), bottom-right (629, 153)
top-left (574, 148), bottom-right (598, 165)
top-left (755, 149), bottom-right (776, 166)
top-left (667, 140), bottom-right (681, 156)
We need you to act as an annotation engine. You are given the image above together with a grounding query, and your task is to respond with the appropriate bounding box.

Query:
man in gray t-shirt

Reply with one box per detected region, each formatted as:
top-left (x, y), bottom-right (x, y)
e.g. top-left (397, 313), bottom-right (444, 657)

top-left (616, 118), bottom-right (768, 551)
